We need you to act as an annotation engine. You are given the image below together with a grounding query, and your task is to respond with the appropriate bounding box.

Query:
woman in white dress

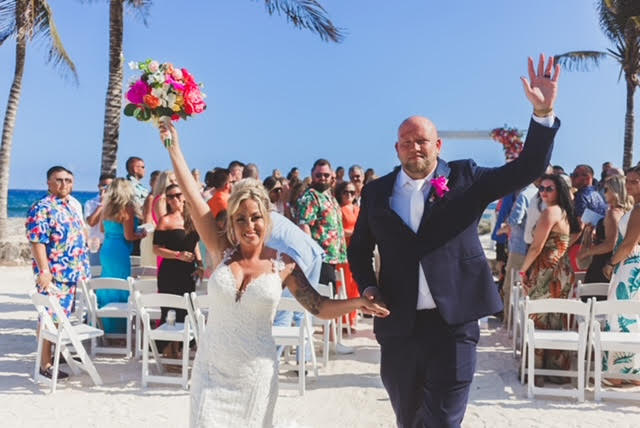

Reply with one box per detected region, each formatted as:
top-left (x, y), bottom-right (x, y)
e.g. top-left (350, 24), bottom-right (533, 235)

top-left (158, 123), bottom-right (390, 427)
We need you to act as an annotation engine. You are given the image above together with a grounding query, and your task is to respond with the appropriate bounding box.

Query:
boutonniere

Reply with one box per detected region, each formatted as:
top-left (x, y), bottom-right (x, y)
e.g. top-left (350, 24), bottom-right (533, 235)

top-left (429, 176), bottom-right (450, 202)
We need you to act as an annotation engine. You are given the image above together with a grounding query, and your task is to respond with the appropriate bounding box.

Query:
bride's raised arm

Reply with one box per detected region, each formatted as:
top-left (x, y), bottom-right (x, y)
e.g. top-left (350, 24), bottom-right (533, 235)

top-left (158, 122), bottom-right (224, 255)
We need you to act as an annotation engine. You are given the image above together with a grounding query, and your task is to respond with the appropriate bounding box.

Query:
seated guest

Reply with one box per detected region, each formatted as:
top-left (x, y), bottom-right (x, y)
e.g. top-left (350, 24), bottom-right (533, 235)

top-left (578, 175), bottom-right (632, 286)
top-left (520, 174), bottom-right (580, 386)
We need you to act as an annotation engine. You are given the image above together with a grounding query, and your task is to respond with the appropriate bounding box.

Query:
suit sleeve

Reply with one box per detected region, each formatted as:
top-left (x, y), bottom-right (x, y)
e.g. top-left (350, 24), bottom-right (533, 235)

top-left (471, 117), bottom-right (560, 206)
top-left (347, 184), bottom-right (378, 294)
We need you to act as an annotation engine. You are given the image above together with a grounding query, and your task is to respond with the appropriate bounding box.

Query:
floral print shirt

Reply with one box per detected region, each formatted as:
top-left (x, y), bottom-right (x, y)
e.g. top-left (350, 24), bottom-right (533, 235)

top-left (127, 174), bottom-right (149, 213)
top-left (25, 193), bottom-right (90, 284)
top-left (297, 188), bottom-right (347, 264)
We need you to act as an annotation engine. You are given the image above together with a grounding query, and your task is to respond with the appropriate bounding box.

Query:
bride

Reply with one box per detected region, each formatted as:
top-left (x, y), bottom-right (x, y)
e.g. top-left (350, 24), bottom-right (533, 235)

top-left (158, 123), bottom-right (390, 427)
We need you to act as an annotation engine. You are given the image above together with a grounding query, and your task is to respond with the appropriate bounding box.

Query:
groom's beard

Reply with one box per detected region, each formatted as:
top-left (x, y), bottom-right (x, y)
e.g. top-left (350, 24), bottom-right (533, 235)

top-left (312, 182), bottom-right (331, 193)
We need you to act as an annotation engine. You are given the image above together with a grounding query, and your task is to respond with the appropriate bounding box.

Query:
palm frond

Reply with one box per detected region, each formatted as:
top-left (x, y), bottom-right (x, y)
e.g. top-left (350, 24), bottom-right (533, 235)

top-left (554, 50), bottom-right (610, 71)
top-left (0, 0), bottom-right (17, 46)
top-left (125, 0), bottom-right (152, 26)
top-left (33, 1), bottom-right (78, 84)
top-left (262, 0), bottom-right (344, 43)
top-left (598, 0), bottom-right (640, 42)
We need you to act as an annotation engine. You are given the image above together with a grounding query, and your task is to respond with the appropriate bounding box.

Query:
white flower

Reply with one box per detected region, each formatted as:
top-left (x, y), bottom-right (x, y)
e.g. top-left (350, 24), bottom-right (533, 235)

top-left (151, 88), bottom-right (164, 98)
top-left (128, 61), bottom-right (139, 70)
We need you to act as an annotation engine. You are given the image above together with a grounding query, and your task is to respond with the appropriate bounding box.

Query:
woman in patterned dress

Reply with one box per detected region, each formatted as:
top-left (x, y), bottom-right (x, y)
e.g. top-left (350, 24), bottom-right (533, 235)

top-left (520, 174), bottom-right (580, 386)
top-left (602, 167), bottom-right (640, 386)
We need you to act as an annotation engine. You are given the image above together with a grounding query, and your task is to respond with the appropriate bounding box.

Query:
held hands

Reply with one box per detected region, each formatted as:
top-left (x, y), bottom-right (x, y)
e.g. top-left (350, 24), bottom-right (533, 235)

top-left (360, 286), bottom-right (390, 317)
top-left (520, 54), bottom-right (560, 116)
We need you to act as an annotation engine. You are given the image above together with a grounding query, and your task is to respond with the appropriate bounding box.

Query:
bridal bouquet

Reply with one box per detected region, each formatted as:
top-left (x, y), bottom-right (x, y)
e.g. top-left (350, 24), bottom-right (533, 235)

top-left (123, 59), bottom-right (206, 147)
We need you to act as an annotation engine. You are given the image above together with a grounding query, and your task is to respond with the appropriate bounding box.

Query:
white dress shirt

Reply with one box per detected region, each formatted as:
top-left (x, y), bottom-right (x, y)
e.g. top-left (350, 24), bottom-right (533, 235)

top-left (390, 168), bottom-right (437, 309)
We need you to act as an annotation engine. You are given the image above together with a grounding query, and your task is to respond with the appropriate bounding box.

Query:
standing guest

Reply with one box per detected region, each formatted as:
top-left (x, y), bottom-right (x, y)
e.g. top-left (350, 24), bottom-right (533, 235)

top-left (572, 164), bottom-right (607, 220)
top-left (520, 174), bottom-right (579, 386)
top-left (602, 167), bottom-right (640, 385)
top-left (191, 168), bottom-right (204, 192)
top-left (286, 179), bottom-right (307, 221)
top-left (100, 178), bottom-right (146, 333)
top-left (153, 184), bottom-right (202, 358)
top-left (142, 171), bottom-right (177, 267)
top-left (336, 181), bottom-right (361, 330)
top-left (601, 161), bottom-right (613, 183)
top-left (287, 167), bottom-right (300, 184)
top-left (524, 168), bottom-right (553, 245)
top-left (26, 166), bottom-right (91, 380)
top-left (491, 195), bottom-right (515, 288)
top-left (578, 175), bottom-right (632, 285)
top-left (243, 163), bottom-right (259, 180)
top-left (207, 168), bottom-right (232, 219)
top-left (263, 176), bottom-right (285, 215)
top-left (349, 54), bottom-right (560, 426)
top-left (501, 182), bottom-right (538, 325)
top-left (202, 170), bottom-right (216, 201)
top-left (272, 169), bottom-right (282, 179)
top-left (125, 156), bottom-right (148, 256)
top-left (552, 165), bottom-right (565, 175)
top-left (348, 164), bottom-right (364, 204)
top-left (140, 170), bottom-right (161, 266)
top-left (228, 160), bottom-right (245, 184)
top-left (298, 159), bottom-right (348, 287)
top-left (335, 166), bottom-right (345, 185)
top-left (364, 168), bottom-right (378, 185)
top-left (85, 173), bottom-right (115, 266)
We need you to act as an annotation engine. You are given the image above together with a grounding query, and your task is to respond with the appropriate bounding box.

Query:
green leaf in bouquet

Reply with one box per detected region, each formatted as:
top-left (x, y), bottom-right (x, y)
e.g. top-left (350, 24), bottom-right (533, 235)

top-left (134, 106), bottom-right (152, 121)
top-left (123, 104), bottom-right (137, 117)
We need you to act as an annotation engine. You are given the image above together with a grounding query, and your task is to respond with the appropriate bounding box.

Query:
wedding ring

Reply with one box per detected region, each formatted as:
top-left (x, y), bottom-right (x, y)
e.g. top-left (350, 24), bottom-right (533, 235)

top-left (543, 74), bottom-right (551, 78)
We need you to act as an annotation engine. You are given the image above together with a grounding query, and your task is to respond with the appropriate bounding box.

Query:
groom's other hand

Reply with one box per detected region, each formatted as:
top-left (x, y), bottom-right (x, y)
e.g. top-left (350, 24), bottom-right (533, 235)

top-left (362, 286), bottom-right (387, 316)
top-left (520, 53), bottom-right (560, 117)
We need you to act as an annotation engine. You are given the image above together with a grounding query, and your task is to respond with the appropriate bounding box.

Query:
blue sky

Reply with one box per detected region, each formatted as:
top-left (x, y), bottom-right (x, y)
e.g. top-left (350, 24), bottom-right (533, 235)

top-left (0, 0), bottom-right (629, 190)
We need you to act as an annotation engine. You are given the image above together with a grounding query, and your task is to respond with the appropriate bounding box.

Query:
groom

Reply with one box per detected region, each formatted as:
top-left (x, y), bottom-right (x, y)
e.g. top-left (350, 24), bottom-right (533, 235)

top-left (348, 54), bottom-right (561, 427)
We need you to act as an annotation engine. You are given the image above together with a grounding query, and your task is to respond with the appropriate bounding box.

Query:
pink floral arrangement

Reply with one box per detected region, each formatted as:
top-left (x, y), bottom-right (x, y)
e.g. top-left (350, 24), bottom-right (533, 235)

top-left (430, 176), bottom-right (450, 199)
top-left (490, 126), bottom-right (523, 161)
top-left (123, 59), bottom-right (206, 146)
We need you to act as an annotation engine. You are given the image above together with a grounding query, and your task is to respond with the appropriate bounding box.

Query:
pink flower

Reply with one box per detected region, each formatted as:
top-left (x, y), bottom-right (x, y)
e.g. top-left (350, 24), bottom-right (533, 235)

top-left (431, 176), bottom-right (449, 198)
top-left (182, 68), bottom-right (196, 85)
top-left (171, 69), bottom-right (183, 81)
top-left (148, 60), bottom-right (160, 73)
top-left (126, 80), bottom-right (150, 104)
top-left (165, 75), bottom-right (185, 91)
top-left (183, 84), bottom-right (206, 115)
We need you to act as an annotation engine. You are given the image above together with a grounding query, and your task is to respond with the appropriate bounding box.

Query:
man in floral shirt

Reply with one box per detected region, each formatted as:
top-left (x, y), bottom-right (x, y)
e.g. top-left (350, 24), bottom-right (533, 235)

top-left (297, 159), bottom-right (347, 286)
top-left (26, 166), bottom-right (90, 380)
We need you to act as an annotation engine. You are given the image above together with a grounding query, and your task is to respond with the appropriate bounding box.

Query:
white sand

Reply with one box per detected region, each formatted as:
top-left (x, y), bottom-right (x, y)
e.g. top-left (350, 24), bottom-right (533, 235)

top-left (2, 265), bottom-right (640, 427)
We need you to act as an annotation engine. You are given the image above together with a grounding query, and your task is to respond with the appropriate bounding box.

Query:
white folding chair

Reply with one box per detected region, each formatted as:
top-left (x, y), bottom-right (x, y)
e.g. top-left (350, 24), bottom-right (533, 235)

top-left (520, 297), bottom-right (590, 402)
top-left (128, 277), bottom-right (160, 358)
top-left (188, 292), bottom-right (215, 345)
top-left (511, 282), bottom-right (526, 357)
top-left (130, 265), bottom-right (158, 278)
top-left (273, 297), bottom-right (318, 396)
top-left (589, 299), bottom-right (640, 401)
top-left (506, 269), bottom-right (518, 336)
top-left (130, 255), bottom-right (142, 267)
top-left (30, 290), bottom-right (104, 393)
top-left (136, 291), bottom-right (196, 389)
top-left (313, 283), bottom-right (334, 367)
top-left (335, 267), bottom-right (351, 337)
top-left (576, 281), bottom-right (610, 301)
top-left (83, 278), bottom-right (133, 358)
top-left (90, 265), bottom-right (102, 278)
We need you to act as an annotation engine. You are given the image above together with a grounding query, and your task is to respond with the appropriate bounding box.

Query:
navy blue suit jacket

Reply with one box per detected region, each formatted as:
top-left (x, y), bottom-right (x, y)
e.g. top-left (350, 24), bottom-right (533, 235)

top-left (348, 118), bottom-right (560, 337)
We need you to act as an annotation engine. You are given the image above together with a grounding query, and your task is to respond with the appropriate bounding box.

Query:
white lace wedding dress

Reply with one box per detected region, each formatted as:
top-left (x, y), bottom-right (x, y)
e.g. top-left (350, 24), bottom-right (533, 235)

top-left (190, 251), bottom-right (285, 427)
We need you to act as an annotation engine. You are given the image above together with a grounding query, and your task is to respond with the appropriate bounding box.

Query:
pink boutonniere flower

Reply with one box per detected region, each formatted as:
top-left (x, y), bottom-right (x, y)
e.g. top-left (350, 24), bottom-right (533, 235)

top-left (431, 176), bottom-right (450, 198)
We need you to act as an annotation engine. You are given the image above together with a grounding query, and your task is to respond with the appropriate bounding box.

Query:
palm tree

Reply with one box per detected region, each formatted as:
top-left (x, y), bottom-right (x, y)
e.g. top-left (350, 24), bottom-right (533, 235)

top-left (99, 0), bottom-right (343, 176)
top-left (554, 0), bottom-right (640, 169)
top-left (0, 0), bottom-right (77, 240)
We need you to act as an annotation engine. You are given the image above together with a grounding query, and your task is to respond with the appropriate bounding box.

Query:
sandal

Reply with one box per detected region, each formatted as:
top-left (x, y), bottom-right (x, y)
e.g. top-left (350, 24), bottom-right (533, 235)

top-left (39, 366), bottom-right (69, 380)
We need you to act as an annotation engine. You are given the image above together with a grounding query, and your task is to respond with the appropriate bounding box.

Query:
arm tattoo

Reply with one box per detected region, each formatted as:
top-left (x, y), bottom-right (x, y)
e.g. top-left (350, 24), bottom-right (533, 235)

top-left (289, 265), bottom-right (325, 315)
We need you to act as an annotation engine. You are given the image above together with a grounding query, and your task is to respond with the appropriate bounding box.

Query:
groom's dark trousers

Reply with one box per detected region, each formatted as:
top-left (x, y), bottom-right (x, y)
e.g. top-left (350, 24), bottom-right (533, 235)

top-left (348, 118), bottom-right (560, 427)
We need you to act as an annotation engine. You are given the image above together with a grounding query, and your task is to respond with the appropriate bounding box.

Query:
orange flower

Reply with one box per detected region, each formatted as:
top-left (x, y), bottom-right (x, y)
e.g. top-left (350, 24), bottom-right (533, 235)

top-left (143, 94), bottom-right (162, 109)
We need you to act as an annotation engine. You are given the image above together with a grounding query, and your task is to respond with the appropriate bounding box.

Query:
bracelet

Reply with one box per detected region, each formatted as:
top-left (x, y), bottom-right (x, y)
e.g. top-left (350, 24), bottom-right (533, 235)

top-left (175, 251), bottom-right (181, 260)
top-left (533, 107), bottom-right (554, 118)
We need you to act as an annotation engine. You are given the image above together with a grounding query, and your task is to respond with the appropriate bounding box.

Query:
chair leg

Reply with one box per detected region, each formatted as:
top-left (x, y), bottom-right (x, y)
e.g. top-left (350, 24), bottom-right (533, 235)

top-left (578, 339), bottom-right (586, 402)
top-left (126, 315), bottom-right (132, 359)
top-left (520, 340), bottom-right (527, 385)
top-left (34, 327), bottom-right (44, 382)
top-left (135, 317), bottom-right (141, 359)
top-left (51, 337), bottom-right (62, 393)
top-left (527, 338), bottom-right (535, 399)
top-left (182, 337), bottom-right (189, 390)
top-left (299, 336), bottom-right (305, 396)
top-left (323, 321), bottom-right (330, 367)
top-left (594, 345), bottom-right (602, 402)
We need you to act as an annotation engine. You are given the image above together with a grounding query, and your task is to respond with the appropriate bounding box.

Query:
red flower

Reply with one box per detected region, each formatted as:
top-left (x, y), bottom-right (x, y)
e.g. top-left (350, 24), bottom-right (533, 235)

top-left (183, 84), bottom-right (206, 115)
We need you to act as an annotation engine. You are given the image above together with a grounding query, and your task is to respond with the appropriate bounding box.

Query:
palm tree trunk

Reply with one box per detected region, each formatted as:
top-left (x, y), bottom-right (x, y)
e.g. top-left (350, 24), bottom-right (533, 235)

top-left (623, 78), bottom-right (636, 170)
top-left (100, 0), bottom-right (124, 176)
top-left (0, 1), bottom-right (27, 240)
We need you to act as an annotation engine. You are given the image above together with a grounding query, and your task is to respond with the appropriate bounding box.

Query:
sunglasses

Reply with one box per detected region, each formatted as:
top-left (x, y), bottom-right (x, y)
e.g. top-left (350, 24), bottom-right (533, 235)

top-left (538, 186), bottom-right (555, 193)
top-left (343, 190), bottom-right (356, 196)
top-left (167, 192), bottom-right (183, 200)
top-left (314, 173), bottom-right (331, 179)
top-left (54, 178), bottom-right (73, 185)
top-left (271, 188), bottom-right (282, 193)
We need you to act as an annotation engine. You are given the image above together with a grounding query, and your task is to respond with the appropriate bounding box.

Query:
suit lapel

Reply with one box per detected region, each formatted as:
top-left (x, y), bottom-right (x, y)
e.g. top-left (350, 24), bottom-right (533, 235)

top-left (418, 158), bottom-right (451, 233)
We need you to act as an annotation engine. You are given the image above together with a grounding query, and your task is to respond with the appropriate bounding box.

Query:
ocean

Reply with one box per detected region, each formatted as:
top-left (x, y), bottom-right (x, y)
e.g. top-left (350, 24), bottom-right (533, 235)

top-left (8, 189), bottom-right (98, 218)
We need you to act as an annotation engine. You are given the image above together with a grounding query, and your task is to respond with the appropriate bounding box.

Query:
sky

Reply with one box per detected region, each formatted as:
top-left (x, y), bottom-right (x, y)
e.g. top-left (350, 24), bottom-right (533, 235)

top-left (0, 0), bottom-right (630, 190)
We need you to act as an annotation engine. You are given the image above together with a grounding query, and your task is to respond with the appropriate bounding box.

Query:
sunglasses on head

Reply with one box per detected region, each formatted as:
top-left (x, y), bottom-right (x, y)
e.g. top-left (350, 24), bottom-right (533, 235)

top-left (167, 192), bottom-right (183, 200)
top-left (538, 185), bottom-right (555, 193)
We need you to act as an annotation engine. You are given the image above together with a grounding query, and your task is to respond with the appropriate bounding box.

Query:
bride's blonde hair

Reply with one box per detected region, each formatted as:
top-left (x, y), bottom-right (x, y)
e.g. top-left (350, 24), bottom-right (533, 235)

top-left (226, 178), bottom-right (272, 246)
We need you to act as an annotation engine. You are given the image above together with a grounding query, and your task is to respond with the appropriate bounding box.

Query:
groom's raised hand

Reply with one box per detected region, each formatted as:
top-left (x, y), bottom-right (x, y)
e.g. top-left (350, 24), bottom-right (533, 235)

top-left (520, 54), bottom-right (560, 116)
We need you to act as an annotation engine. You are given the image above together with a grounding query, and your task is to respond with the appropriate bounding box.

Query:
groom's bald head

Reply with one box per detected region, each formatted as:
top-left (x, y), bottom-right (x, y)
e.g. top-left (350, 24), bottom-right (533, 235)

top-left (395, 116), bottom-right (442, 179)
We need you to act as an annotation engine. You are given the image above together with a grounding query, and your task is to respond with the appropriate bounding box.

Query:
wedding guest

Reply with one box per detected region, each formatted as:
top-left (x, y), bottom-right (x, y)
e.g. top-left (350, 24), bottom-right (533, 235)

top-left (336, 181), bottom-right (361, 329)
top-left (602, 167), bottom-right (640, 385)
top-left (207, 168), bottom-right (232, 219)
top-left (125, 156), bottom-right (148, 256)
top-left (202, 170), bottom-right (216, 201)
top-left (348, 164), bottom-right (364, 203)
top-left (243, 163), bottom-right (259, 180)
top-left (491, 195), bottom-right (515, 288)
top-left (578, 175), bottom-right (632, 285)
top-left (139, 170), bottom-right (160, 266)
top-left (520, 174), bottom-right (580, 386)
top-left (600, 161), bottom-right (613, 183)
top-left (191, 168), bottom-right (204, 192)
top-left (364, 168), bottom-right (377, 185)
top-left (298, 159), bottom-right (348, 286)
top-left (228, 160), bottom-right (245, 184)
top-left (287, 167), bottom-right (300, 184)
top-left (524, 167), bottom-right (554, 245)
top-left (26, 166), bottom-right (90, 380)
top-left (572, 164), bottom-right (607, 220)
top-left (141, 171), bottom-right (177, 267)
top-left (335, 166), bottom-right (345, 185)
top-left (552, 165), bottom-right (565, 175)
top-left (286, 179), bottom-right (307, 221)
top-left (153, 184), bottom-right (202, 358)
top-left (100, 178), bottom-right (145, 334)
top-left (272, 169), bottom-right (282, 180)
top-left (263, 176), bottom-right (285, 215)
top-left (84, 173), bottom-right (115, 265)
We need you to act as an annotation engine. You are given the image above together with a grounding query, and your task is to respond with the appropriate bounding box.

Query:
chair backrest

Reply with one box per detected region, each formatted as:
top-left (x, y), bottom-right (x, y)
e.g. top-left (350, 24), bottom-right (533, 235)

top-left (574, 271), bottom-right (586, 284)
top-left (86, 277), bottom-right (131, 292)
top-left (316, 283), bottom-right (333, 299)
top-left (128, 277), bottom-right (158, 295)
top-left (277, 296), bottom-right (306, 313)
top-left (524, 297), bottom-right (591, 318)
top-left (90, 265), bottom-right (102, 278)
top-left (29, 290), bottom-right (76, 337)
top-left (138, 292), bottom-right (190, 311)
top-left (593, 299), bottom-right (640, 317)
top-left (576, 281), bottom-right (609, 298)
top-left (131, 266), bottom-right (158, 278)
top-left (335, 268), bottom-right (346, 291)
top-left (130, 255), bottom-right (142, 267)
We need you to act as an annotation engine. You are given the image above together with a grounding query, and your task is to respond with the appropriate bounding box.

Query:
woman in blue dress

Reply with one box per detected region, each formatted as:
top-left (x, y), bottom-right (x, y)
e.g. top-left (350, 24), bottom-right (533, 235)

top-left (99, 178), bottom-right (145, 333)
